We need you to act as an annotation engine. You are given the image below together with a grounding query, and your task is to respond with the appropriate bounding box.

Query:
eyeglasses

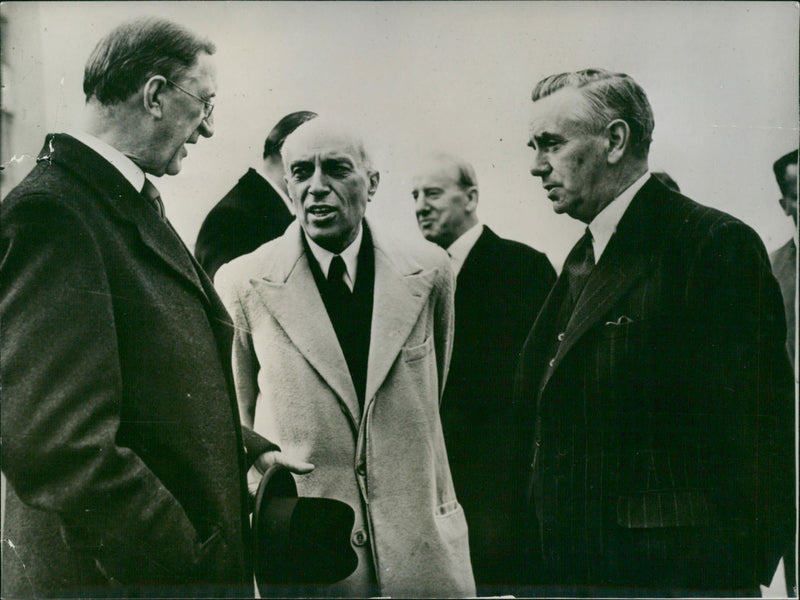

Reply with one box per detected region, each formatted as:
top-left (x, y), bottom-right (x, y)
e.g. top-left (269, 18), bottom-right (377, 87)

top-left (165, 79), bottom-right (214, 120)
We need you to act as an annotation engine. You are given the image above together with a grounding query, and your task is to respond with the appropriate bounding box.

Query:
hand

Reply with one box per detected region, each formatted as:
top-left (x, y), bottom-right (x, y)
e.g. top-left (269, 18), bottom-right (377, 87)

top-left (253, 450), bottom-right (314, 475)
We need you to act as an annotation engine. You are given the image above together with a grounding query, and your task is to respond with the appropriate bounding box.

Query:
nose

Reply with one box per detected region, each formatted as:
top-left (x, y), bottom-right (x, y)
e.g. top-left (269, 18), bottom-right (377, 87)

top-left (530, 149), bottom-right (550, 178)
top-left (413, 193), bottom-right (429, 215)
top-left (198, 113), bottom-right (214, 139)
top-left (309, 167), bottom-right (329, 197)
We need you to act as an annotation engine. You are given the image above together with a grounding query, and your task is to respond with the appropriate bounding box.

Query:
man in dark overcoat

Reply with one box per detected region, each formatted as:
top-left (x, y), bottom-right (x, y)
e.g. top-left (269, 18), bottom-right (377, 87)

top-left (1, 17), bottom-right (308, 598)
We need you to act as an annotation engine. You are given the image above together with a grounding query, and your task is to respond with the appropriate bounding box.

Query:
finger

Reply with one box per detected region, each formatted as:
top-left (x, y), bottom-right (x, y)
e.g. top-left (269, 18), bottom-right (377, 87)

top-left (275, 454), bottom-right (315, 474)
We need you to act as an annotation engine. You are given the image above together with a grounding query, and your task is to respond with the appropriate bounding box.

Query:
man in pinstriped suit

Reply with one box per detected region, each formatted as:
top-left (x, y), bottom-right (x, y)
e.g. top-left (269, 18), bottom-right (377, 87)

top-left (514, 69), bottom-right (795, 596)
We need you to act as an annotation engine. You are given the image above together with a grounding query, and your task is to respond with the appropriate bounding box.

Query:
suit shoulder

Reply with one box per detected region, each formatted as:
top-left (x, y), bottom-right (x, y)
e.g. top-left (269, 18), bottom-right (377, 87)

top-left (478, 228), bottom-right (555, 276)
top-left (214, 236), bottom-right (281, 286)
top-left (2, 161), bottom-right (92, 222)
top-left (496, 236), bottom-right (551, 266)
top-left (371, 221), bottom-right (449, 269)
top-left (664, 193), bottom-right (760, 245)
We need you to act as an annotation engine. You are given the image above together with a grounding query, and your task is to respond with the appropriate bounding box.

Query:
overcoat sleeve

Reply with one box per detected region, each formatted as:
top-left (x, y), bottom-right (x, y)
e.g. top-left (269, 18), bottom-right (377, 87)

top-left (214, 264), bottom-right (260, 429)
top-left (1, 195), bottom-right (213, 583)
top-left (686, 219), bottom-right (795, 585)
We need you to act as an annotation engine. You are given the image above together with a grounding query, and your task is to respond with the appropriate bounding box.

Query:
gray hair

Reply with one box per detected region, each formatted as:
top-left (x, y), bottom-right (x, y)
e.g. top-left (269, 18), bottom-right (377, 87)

top-left (83, 17), bottom-right (215, 105)
top-left (532, 68), bottom-right (654, 158)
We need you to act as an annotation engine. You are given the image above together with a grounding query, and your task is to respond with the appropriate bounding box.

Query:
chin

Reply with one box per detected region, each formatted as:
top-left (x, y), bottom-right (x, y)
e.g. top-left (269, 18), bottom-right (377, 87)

top-left (164, 163), bottom-right (183, 176)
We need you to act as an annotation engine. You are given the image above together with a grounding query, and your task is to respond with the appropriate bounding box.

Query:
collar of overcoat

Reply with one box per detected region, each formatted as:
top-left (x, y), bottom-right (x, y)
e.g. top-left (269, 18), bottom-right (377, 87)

top-left (535, 176), bottom-right (668, 392)
top-left (248, 219), bottom-right (439, 423)
top-left (40, 134), bottom-right (216, 310)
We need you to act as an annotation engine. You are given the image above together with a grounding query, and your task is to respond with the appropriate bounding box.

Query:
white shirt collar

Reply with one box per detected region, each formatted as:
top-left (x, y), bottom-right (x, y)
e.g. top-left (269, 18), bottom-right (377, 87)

top-left (588, 170), bottom-right (650, 261)
top-left (446, 222), bottom-right (483, 276)
top-left (305, 223), bottom-right (363, 292)
top-left (69, 130), bottom-right (146, 193)
top-left (257, 165), bottom-right (295, 215)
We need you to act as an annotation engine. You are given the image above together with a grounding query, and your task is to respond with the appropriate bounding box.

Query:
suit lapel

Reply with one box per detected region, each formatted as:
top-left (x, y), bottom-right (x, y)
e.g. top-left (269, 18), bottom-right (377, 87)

top-left (249, 223), bottom-right (361, 421)
top-left (365, 231), bottom-right (437, 402)
top-left (544, 178), bottom-right (664, 382)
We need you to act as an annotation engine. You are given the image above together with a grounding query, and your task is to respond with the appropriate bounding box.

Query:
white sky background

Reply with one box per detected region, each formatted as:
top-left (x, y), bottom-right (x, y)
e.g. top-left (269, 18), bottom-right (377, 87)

top-left (2, 1), bottom-right (798, 269)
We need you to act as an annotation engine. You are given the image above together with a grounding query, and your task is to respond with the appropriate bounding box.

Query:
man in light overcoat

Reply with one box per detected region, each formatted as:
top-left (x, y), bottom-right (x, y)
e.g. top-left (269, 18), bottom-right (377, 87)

top-left (216, 118), bottom-right (475, 597)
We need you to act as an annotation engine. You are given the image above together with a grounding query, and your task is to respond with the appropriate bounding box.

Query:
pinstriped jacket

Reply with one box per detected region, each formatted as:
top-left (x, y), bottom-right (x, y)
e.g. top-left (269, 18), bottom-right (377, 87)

top-left (514, 176), bottom-right (795, 594)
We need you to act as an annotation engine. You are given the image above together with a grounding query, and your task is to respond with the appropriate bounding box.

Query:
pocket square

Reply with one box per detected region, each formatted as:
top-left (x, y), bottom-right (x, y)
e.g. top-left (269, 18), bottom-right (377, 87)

top-left (605, 315), bottom-right (634, 326)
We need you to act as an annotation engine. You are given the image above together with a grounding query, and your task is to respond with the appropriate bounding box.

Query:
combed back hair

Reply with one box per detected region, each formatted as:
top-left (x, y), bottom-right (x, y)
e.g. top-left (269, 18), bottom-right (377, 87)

top-left (83, 17), bottom-right (216, 105)
top-left (263, 111), bottom-right (318, 159)
top-left (531, 68), bottom-right (655, 159)
top-left (773, 149), bottom-right (798, 193)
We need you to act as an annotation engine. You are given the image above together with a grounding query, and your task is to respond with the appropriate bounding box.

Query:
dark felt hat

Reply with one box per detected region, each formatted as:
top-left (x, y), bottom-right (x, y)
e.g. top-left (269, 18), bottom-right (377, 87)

top-left (252, 464), bottom-right (358, 590)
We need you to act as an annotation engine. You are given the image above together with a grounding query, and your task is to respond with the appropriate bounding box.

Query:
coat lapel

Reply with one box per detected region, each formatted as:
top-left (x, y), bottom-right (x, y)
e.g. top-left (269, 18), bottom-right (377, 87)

top-left (249, 223), bottom-right (361, 422)
top-left (46, 134), bottom-right (208, 304)
top-left (365, 227), bottom-right (438, 402)
top-left (544, 178), bottom-right (664, 382)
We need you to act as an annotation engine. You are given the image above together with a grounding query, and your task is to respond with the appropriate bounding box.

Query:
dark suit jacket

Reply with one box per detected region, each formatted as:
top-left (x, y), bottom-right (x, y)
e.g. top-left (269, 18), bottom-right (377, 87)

top-left (1, 134), bottom-right (276, 598)
top-left (195, 168), bottom-right (294, 280)
top-left (770, 237), bottom-right (796, 365)
top-left (440, 226), bottom-right (555, 588)
top-left (513, 177), bottom-right (795, 595)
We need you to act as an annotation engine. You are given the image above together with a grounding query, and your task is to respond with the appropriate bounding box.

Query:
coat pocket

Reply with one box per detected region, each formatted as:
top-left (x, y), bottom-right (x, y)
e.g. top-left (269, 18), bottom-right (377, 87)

top-left (402, 335), bottom-right (433, 363)
top-left (616, 489), bottom-right (712, 528)
top-left (434, 501), bottom-right (468, 543)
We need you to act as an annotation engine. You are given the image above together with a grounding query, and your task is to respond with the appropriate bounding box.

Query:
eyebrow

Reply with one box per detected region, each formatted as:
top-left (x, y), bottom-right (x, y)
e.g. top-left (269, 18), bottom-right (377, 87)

top-left (529, 132), bottom-right (564, 147)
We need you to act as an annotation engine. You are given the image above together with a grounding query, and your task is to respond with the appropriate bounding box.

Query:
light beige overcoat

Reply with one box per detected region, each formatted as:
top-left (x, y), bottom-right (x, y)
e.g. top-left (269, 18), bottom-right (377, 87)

top-left (215, 219), bottom-right (475, 597)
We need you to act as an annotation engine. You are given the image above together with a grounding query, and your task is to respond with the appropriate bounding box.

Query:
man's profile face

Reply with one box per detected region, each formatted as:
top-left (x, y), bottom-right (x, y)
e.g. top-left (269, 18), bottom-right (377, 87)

top-left (283, 126), bottom-right (378, 254)
top-left (527, 87), bottom-right (609, 224)
top-left (151, 52), bottom-right (217, 176)
top-left (411, 160), bottom-right (475, 249)
top-left (779, 162), bottom-right (798, 226)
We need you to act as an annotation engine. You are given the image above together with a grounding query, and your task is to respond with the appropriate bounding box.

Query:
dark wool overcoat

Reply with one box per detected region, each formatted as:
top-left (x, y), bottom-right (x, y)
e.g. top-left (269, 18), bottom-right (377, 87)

top-left (1, 134), bottom-right (275, 598)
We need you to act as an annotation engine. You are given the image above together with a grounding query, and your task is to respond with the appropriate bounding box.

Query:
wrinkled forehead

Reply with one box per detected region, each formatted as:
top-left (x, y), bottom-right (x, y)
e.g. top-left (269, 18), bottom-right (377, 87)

top-left (283, 125), bottom-right (367, 167)
top-left (179, 51), bottom-right (217, 94)
top-left (528, 86), bottom-right (592, 135)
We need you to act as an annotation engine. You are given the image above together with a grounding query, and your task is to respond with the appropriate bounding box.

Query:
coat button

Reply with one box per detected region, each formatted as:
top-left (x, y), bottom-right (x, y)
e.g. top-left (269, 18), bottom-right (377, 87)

top-left (557, 332), bottom-right (565, 341)
top-left (356, 463), bottom-right (366, 476)
top-left (548, 358), bottom-right (555, 367)
top-left (352, 529), bottom-right (368, 547)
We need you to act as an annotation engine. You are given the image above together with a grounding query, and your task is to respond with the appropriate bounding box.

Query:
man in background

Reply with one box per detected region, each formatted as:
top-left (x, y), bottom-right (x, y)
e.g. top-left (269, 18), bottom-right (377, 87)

top-left (770, 149), bottom-right (797, 367)
top-left (411, 152), bottom-right (555, 593)
top-left (515, 68), bottom-right (794, 596)
top-left (215, 118), bottom-right (475, 597)
top-left (1, 18), bottom-right (302, 598)
top-left (195, 110), bottom-right (317, 279)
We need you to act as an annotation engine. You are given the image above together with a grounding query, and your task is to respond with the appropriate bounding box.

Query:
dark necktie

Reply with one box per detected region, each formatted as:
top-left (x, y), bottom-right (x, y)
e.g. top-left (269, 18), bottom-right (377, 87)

top-left (141, 178), bottom-right (165, 220)
top-left (327, 255), bottom-right (351, 301)
top-left (563, 227), bottom-right (595, 307)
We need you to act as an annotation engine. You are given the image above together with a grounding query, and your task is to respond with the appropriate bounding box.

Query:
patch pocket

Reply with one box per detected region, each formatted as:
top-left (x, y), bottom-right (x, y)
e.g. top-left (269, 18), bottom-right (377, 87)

top-left (434, 501), bottom-right (468, 543)
top-left (616, 490), bottom-right (712, 528)
top-left (402, 335), bottom-right (433, 362)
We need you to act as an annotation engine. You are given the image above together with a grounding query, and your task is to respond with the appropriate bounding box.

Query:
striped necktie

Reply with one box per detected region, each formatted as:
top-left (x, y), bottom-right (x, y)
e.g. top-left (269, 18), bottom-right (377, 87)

top-left (563, 227), bottom-right (595, 307)
top-left (141, 178), bottom-right (165, 220)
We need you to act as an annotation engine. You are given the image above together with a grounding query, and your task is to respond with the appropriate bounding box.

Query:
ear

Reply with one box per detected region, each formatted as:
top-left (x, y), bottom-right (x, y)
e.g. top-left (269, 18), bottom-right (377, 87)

top-left (367, 171), bottom-right (380, 200)
top-left (604, 119), bottom-right (630, 165)
top-left (779, 196), bottom-right (792, 217)
top-left (143, 75), bottom-right (168, 119)
top-left (465, 187), bottom-right (479, 213)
